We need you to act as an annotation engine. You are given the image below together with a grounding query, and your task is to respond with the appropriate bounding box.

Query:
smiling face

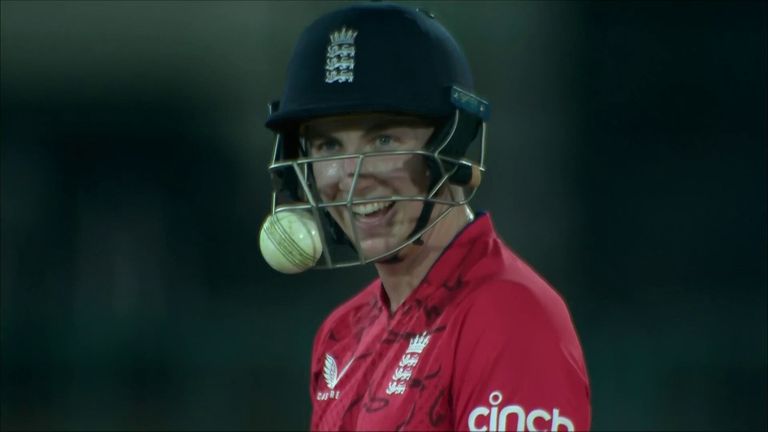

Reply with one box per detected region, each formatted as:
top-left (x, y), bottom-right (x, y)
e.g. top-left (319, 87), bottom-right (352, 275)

top-left (302, 113), bottom-right (436, 261)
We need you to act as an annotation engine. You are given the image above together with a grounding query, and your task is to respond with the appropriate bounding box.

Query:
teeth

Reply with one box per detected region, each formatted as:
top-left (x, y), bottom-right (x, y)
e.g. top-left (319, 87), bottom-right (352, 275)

top-left (351, 201), bottom-right (392, 216)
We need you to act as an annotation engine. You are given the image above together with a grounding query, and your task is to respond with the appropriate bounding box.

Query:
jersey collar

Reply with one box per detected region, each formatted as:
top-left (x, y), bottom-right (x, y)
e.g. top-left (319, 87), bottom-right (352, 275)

top-left (377, 212), bottom-right (496, 313)
top-left (421, 211), bottom-right (493, 290)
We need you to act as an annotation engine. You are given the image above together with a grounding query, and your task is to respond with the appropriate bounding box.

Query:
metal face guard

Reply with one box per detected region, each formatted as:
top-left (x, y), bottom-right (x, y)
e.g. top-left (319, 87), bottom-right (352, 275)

top-left (265, 105), bottom-right (487, 270)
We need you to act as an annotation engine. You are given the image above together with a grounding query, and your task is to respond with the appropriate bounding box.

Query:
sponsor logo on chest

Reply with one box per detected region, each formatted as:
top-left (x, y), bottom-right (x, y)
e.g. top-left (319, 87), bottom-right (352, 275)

top-left (385, 331), bottom-right (431, 396)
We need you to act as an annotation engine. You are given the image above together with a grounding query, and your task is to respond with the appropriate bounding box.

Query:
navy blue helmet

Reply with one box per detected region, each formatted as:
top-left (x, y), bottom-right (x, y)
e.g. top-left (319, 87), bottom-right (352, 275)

top-left (266, 2), bottom-right (483, 131)
top-left (262, 2), bottom-right (490, 271)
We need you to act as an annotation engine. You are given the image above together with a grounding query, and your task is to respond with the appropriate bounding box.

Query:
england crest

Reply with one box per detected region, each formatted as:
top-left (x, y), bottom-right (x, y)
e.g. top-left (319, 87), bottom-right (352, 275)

top-left (325, 26), bottom-right (358, 83)
top-left (386, 331), bottom-right (431, 395)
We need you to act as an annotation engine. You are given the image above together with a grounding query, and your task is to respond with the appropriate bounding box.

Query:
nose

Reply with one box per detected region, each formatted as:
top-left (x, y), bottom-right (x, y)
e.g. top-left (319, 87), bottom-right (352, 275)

top-left (342, 155), bottom-right (359, 177)
top-left (338, 154), bottom-right (364, 194)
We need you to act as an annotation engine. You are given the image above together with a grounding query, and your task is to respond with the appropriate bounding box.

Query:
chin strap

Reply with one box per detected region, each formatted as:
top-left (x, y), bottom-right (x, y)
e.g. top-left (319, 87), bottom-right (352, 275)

top-left (376, 112), bottom-right (466, 264)
top-left (376, 156), bottom-right (442, 264)
top-left (377, 200), bottom-right (434, 264)
top-left (410, 202), bottom-right (433, 246)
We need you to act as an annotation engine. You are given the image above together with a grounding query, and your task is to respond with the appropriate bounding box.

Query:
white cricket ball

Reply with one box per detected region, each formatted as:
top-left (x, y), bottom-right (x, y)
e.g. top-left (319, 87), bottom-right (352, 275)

top-left (259, 210), bottom-right (323, 274)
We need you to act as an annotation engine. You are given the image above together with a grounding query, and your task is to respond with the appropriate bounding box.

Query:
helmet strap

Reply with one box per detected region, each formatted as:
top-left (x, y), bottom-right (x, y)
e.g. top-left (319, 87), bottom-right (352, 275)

top-left (376, 200), bottom-right (434, 264)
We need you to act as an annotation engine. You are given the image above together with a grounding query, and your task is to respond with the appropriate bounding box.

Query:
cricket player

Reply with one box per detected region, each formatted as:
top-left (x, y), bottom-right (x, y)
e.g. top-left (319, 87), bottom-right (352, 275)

top-left (261, 2), bottom-right (591, 430)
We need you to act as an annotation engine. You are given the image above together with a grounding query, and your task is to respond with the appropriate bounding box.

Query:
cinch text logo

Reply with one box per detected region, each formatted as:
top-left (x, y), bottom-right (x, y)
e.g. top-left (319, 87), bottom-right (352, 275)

top-left (467, 391), bottom-right (574, 432)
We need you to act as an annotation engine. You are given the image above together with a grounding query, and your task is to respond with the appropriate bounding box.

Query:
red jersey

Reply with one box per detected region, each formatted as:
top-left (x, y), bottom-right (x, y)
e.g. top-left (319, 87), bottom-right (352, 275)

top-left (309, 213), bottom-right (591, 431)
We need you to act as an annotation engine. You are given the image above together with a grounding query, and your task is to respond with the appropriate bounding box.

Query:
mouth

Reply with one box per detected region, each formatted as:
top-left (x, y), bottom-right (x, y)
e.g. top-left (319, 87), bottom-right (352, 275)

top-left (351, 201), bottom-right (395, 236)
top-left (336, 198), bottom-right (400, 243)
top-left (349, 201), bottom-right (395, 223)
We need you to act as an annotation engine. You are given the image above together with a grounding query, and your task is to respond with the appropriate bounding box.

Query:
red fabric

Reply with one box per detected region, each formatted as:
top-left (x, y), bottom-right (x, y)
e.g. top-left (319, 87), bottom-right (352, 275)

top-left (309, 213), bottom-right (591, 431)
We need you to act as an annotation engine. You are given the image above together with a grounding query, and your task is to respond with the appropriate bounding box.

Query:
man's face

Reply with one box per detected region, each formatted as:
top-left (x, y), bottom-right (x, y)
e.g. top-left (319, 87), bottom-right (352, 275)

top-left (302, 113), bottom-right (435, 260)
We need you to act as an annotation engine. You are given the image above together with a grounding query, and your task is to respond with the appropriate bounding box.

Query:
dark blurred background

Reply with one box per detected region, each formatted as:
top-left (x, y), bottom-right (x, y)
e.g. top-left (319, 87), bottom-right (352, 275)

top-left (1, 1), bottom-right (765, 430)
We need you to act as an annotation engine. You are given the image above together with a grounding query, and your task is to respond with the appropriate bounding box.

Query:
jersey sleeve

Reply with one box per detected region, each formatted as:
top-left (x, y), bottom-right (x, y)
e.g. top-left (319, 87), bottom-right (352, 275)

top-left (309, 319), bottom-right (328, 431)
top-left (451, 281), bottom-right (591, 431)
top-left (309, 322), bottom-right (323, 400)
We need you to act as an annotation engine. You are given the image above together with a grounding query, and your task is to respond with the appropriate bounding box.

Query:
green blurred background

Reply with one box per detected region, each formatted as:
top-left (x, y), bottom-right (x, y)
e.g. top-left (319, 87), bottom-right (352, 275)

top-left (1, 1), bottom-right (766, 430)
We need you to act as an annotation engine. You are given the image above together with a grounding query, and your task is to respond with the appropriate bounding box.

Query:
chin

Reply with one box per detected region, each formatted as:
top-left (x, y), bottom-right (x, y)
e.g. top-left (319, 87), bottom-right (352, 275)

top-left (358, 238), bottom-right (401, 261)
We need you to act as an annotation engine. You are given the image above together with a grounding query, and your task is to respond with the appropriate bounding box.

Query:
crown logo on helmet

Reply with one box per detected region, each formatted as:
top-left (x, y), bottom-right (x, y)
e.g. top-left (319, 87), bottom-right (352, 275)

top-left (325, 26), bottom-right (358, 84)
top-left (329, 26), bottom-right (358, 46)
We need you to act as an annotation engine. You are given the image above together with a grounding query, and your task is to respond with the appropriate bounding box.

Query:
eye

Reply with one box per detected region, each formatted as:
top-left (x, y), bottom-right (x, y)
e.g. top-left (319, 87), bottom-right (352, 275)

top-left (310, 138), bottom-right (341, 155)
top-left (375, 135), bottom-right (394, 147)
